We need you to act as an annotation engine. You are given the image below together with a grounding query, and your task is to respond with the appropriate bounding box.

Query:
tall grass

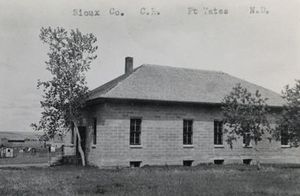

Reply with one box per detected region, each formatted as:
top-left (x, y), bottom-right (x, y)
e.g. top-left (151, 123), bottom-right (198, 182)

top-left (0, 165), bottom-right (299, 196)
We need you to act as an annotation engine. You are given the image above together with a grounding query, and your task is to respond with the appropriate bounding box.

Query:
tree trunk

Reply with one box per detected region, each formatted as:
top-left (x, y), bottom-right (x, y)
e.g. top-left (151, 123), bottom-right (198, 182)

top-left (254, 145), bottom-right (261, 170)
top-left (256, 160), bottom-right (261, 170)
top-left (73, 121), bottom-right (86, 166)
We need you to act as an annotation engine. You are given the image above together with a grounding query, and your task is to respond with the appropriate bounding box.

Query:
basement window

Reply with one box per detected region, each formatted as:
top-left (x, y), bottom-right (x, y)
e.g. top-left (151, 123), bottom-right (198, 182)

top-left (183, 160), bottom-right (193, 166)
top-left (130, 161), bottom-right (141, 168)
top-left (214, 159), bottom-right (224, 165)
top-left (243, 159), bottom-right (252, 165)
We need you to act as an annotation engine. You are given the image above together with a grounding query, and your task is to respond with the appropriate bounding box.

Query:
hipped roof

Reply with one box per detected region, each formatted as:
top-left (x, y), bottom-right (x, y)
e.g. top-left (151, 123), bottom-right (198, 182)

top-left (89, 64), bottom-right (284, 107)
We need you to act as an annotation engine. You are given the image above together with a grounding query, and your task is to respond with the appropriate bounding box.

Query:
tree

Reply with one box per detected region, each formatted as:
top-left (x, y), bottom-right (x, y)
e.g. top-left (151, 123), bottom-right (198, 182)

top-left (31, 27), bottom-right (98, 166)
top-left (221, 84), bottom-right (271, 168)
top-left (275, 80), bottom-right (300, 147)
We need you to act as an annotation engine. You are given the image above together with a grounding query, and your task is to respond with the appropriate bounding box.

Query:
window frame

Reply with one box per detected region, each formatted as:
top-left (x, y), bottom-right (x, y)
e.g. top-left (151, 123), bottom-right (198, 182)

top-left (93, 117), bottom-right (97, 145)
top-left (130, 118), bottom-right (142, 146)
top-left (183, 119), bottom-right (193, 145)
top-left (71, 122), bottom-right (74, 145)
top-left (281, 130), bottom-right (290, 147)
top-left (243, 130), bottom-right (252, 148)
top-left (183, 160), bottom-right (194, 166)
top-left (130, 161), bottom-right (142, 167)
top-left (214, 120), bottom-right (223, 146)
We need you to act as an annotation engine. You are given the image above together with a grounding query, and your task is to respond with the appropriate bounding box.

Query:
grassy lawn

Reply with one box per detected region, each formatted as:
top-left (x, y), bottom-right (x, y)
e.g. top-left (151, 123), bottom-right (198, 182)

top-left (0, 164), bottom-right (299, 196)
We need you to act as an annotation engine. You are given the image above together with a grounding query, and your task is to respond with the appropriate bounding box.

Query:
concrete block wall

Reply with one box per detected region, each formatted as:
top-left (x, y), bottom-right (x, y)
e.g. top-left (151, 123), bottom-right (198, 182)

top-left (61, 128), bottom-right (76, 156)
top-left (83, 101), bottom-right (300, 167)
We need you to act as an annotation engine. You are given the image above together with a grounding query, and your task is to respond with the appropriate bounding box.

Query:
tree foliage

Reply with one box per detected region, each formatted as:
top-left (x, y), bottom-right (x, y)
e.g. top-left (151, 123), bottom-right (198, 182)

top-left (31, 27), bottom-right (98, 139)
top-left (221, 84), bottom-right (271, 148)
top-left (275, 80), bottom-right (300, 147)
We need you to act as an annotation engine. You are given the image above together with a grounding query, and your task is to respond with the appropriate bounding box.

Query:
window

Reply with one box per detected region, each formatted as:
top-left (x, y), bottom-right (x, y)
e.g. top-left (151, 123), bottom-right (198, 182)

top-left (243, 131), bottom-right (251, 147)
top-left (8, 140), bottom-right (24, 143)
top-left (214, 121), bottom-right (223, 145)
top-left (281, 130), bottom-right (289, 146)
top-left (183, 160), bottom-right (193, 166)
top-left (243, 159), bottom-right (252, 165)
top-left (130, 161), bottom-right (141, 168)
top-left (214, 159), bottom-right (224, 165)
top-left (183, 120), bottom-right (193, 145)
top-left (71, 122), bottom-right (74, 144)
top-left (93, 118), bottom-right (97, 145)
top-left (130, 118), bottom-right (141, 145)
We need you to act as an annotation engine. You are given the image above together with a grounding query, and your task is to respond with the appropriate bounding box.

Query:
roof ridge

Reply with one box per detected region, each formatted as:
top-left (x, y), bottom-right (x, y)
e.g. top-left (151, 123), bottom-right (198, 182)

top-left (142, 64), bottom-right (281, 96)
top-left (141, 64), bottom-right (226, 74)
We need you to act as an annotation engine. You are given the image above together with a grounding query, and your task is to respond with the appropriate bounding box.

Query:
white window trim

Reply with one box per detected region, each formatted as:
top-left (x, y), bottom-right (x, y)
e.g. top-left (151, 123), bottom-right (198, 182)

top-left (243, 143), bottom-right (253, 148)
top-left (281, 144), bottom-right (291, 148)
top-left (214, 144), bottom-right (225, 148)
top-left (183, 144), bottom-right (194, 148)
top-left (130, 145), bottom-right (143, 149)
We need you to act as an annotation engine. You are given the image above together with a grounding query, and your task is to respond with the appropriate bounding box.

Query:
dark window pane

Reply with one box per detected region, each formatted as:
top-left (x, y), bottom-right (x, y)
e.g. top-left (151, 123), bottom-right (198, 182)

top-left (243, 132), bottom-right (251, 146)
top-left (135, 133), bottom-right (140, 145)
top-left (71, 122), bottom-right (74, 144)
top-left (183, 120), bottom-right (193, 145)
top-left (214, 121), bottom-right (223, 145)
top-left (281, 130), bottom-right (289, 145)
top-left (93, 118), bottom-right (97, 145)
top-left (188, 133), bottom-right (192, 144)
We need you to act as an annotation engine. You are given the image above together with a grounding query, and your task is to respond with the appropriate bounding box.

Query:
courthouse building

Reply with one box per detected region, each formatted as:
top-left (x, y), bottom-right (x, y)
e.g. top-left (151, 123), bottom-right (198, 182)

top-left (64, 57), bottom-right (300, 167)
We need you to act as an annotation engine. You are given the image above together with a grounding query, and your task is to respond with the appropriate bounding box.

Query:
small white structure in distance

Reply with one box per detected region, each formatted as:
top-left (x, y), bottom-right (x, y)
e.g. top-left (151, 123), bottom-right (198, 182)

top-left (5, 148), bottom-right (13, 158)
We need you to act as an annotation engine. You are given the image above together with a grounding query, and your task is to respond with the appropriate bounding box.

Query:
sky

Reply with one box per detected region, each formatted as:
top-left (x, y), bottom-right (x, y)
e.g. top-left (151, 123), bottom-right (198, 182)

top-left (0, 0), bottom-right (299, 132)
